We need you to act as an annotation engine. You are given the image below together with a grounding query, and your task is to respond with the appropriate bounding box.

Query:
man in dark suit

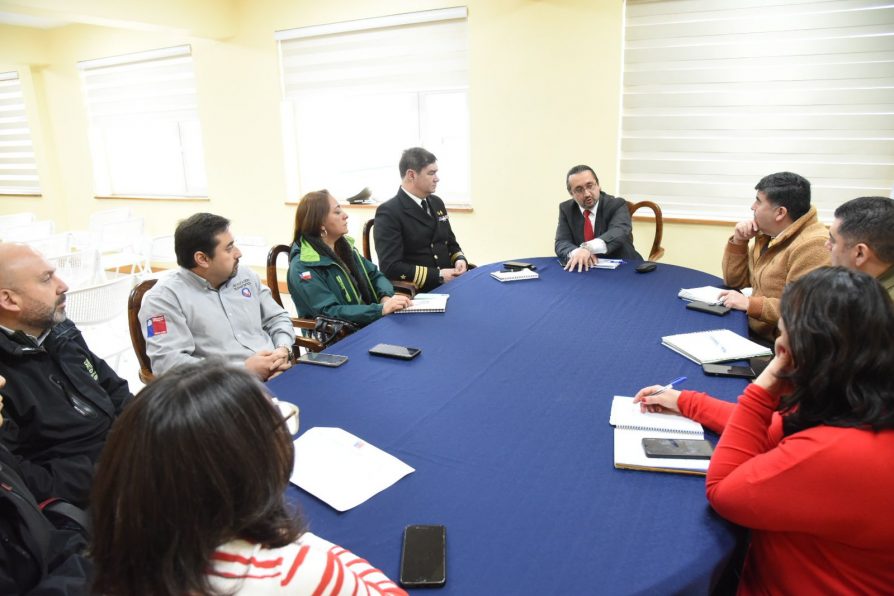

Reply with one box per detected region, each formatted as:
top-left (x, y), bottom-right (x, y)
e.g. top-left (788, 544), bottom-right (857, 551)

top-left (555, 165), bottom-right (641, 272)
top-left (374, 147), bottom-right (468, 291)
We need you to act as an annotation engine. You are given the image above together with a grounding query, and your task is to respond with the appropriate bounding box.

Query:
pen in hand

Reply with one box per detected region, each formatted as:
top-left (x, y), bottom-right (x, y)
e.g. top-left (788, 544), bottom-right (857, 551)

top-left (651, 376), bottom-right (687, 396)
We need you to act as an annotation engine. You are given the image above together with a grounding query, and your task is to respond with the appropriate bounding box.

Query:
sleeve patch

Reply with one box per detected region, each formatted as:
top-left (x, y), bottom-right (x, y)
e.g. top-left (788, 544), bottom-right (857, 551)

top-left (146, 315), bottom-right (168, 337)
top-left (300, 271), bottom-right (312, 281)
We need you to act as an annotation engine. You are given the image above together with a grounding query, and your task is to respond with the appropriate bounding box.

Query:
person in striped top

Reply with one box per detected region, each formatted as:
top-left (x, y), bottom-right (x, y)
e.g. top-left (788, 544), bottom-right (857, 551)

top-left (89, 361), bottom-right (405, 596)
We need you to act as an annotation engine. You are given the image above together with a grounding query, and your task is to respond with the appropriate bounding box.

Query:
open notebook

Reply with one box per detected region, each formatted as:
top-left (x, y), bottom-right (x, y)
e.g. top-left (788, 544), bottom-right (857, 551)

top-left (678, 286), bottom-right (724, 305)
top-left (661, 329), bottom-right (772, 364)
top-left (395, 293), bottom-right (449, 313)
top-left (609, 396), bottom-right (710, 475)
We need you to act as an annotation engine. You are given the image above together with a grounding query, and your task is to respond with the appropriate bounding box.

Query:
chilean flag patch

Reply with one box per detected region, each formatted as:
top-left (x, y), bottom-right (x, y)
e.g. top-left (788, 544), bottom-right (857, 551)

top-left (146, 315), bottom-right (167, 337)
top-left (300, 271), bottom-right (312, 281)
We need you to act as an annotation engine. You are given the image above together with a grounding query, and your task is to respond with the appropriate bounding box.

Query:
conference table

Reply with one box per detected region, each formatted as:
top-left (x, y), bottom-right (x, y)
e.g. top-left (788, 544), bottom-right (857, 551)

top-left (269, 257), bottom-right (753, 595)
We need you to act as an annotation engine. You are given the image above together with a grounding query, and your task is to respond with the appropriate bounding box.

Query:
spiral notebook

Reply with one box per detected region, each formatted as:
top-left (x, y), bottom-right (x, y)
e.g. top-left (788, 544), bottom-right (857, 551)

top-left (609, 396), bottom-right (709, 475)
top-left (395, 293), bottom-right (449, 313)
top-left (490, 269), bottom-right (540, 282)
top-left (661, 329), bottom-right (772, 364)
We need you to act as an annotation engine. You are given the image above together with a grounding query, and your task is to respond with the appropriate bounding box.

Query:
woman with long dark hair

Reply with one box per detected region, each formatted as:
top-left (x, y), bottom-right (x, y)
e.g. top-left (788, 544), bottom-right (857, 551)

top-left (634, 267), bottom-right (894, 593)
top-left (89, 362), bottom-right (406, 595)
top-left (287, 190), bottom-right (410, 325)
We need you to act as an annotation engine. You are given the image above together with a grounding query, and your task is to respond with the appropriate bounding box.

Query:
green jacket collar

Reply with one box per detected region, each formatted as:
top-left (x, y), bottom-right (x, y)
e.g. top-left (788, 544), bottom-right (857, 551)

top-left (298, 236), bottom-right (357, 265)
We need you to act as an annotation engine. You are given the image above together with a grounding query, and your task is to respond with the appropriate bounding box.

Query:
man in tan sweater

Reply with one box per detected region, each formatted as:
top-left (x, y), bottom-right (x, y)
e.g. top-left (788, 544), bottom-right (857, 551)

top-left (719, 172), bottom-right (830, 341)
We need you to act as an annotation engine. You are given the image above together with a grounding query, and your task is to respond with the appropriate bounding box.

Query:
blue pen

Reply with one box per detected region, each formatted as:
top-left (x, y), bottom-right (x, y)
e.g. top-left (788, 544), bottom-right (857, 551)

top-left (651, 376), bottom-right (686, 396)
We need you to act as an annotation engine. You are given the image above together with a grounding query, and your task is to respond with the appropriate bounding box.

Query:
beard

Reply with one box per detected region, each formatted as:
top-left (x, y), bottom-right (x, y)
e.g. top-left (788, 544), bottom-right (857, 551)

top-left (20, 295), bottom-right (67, 333)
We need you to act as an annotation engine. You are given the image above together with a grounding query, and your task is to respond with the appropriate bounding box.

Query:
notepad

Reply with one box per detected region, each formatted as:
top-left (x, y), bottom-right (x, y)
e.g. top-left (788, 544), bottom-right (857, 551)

top-left (661, 329), bottom-right (772, 364)
top-left (490, 269), bottom-right (540, 282)
top-left (678, 286), bottom-right (724, 305)
top-left (609, 396), bottom-right (709, 476)
top-left (594, 259), bottom-right (623, 270)
top-left (396, 293), bottom-right (448, 313)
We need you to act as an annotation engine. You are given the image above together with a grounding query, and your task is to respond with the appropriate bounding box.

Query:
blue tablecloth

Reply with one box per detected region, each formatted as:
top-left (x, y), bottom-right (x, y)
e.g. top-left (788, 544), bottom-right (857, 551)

top-left (268, 257), bottom-right (750, 595)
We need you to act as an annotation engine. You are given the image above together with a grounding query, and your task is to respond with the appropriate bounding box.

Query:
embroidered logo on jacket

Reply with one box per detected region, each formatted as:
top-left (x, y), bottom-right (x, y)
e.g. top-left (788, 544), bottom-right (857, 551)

top-left (241, 287), bottom-right (252, 298)
top-left (83, 358), bottom-right (98, 381)
top-left (300, 271), bottom-right (312, 281)
top-left (146, 315), bottom-right (168, 337)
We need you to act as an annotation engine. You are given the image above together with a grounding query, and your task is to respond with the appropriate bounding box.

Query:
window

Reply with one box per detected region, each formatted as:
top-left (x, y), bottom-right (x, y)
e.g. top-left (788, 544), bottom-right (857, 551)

top-left (0, 71), bottom-right (41, 195)
top-left (620, 0), bottom-right (894, 221)
top-left (277, 7), bottom-right (470, 204)
top-left (78, 45), bottom-right (207, 198)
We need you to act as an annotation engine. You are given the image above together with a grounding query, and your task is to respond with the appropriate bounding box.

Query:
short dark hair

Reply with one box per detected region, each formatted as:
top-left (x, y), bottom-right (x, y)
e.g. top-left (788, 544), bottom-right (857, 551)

top-left (174, 212), bottom-right (230, 269)
top-left (90, 361), bottom-right (304, 596)
top-left (565, 165), bottom-right (599, 193)
top-left (754, 172), bottom-right (811, 221)
top-left (778, 267), bottom-right (894, 435)
top-left (834, 196), bottom-right (894, 264)
top-left (399, 147), bottom-right (437, 178)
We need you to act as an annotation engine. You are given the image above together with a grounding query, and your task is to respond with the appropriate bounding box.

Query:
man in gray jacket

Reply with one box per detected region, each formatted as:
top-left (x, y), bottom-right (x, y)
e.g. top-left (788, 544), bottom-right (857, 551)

top-left (139, 213), bottom-right (295, 380)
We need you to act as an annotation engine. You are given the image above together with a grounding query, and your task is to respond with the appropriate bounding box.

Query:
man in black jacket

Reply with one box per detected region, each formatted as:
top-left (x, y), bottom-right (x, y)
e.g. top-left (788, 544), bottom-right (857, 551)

top-left (0, 374), bottom-right (91, 595)
top-left (374, 147), bottom-right (469, 292)
top-left (0, 243), bottom-right (131, 507)
top-left (555, 165), bottom-right (641, 272)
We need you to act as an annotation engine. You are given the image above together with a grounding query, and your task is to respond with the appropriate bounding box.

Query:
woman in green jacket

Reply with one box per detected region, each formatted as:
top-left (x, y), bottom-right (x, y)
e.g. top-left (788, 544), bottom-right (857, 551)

top-left (287, 190), bottom-right (412, 325)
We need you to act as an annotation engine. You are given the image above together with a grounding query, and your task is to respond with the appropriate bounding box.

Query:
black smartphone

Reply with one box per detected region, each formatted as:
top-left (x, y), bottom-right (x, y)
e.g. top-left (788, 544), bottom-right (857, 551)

top-left (503, 261), bottom-right (536, 271)
top-left (702, 363), bottom-right (755, 378)
top-left (686, 301), bottom-right (731, 316)
top-left (642, 438), bottom-right (714, 460)
top-left (400, 524), bottom-right (446, 588)
top-left (297, 352), bottom-right (348, 367)
top-left (368, 343), bottom-right (422, 360)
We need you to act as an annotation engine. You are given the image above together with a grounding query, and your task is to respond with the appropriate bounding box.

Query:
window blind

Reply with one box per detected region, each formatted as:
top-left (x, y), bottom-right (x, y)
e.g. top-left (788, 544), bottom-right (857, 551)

top-left (0, 71), bottom-right (40, 195)
top-left (620, 0), bottom-right (894, 222)
top-left (276, 7), bottom-right (470, 203)
top-left (78, 45), bottom-right (207, 197)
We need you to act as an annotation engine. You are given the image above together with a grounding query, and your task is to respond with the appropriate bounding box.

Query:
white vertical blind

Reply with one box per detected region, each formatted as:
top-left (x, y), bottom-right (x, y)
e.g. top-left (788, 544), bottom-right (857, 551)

top-left (0, 71), bottom-right (41, 195)
top-left (277, 8), bottom-right (470, 203)
top-left (620, 0), bottom-right (894, 221)
top-left (78, 45), bottom-right (207, 197)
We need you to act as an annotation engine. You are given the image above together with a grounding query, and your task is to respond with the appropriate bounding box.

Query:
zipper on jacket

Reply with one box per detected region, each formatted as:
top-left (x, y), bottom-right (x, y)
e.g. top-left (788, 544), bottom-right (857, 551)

top-left (355, 249), bottom-right (381, 302)
top-left (49, 375), bottom-right (98, 418)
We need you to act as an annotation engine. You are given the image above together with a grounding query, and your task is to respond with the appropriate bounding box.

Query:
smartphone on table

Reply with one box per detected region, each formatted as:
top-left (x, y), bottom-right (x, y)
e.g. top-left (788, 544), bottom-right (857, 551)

top-left (297, 352), bottom-right (348, 367)
top-left (400, 524), bottom-right (446, 588)
top-left (702, 363), bottom-right (754, 378)
top-left (686, 301), bottom-right (731, 316)
top-left (642, 438), bottom-right (714, 460)
top-left (369, 343), bottom-right (421, 360)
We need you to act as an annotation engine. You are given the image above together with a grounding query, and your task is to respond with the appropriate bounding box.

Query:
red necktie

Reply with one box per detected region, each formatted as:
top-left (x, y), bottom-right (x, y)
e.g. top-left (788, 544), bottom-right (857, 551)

top-left (583, 209), bottom-right (595, 242)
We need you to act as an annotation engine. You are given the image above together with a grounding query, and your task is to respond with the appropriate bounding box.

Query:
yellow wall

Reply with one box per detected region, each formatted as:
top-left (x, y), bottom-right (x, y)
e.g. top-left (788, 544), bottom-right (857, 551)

top-left (0, 0), bottom-right (734, 276)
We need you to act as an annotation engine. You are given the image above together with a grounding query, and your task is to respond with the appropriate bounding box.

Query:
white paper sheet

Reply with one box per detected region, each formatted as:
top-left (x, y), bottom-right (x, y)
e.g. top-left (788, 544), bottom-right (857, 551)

top-left (290, 427), bottom-right (415, 511)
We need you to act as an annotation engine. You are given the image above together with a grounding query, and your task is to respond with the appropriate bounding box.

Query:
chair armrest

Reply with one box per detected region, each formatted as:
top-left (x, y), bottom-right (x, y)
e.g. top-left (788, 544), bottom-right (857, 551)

top-left (392, 281), bottom-right (417, 297)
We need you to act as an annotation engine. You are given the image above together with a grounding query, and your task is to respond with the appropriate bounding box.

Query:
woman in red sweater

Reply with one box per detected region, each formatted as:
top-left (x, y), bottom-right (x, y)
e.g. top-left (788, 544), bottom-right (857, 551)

top-left (634, 267), bottom-right (894, 595)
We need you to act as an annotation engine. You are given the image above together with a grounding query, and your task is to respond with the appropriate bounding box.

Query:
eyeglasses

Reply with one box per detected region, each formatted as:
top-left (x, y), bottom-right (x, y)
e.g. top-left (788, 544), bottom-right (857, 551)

top-left (272, 398), bottom-right (300, 437)
top-left (571, 181), bottom-right (598, 196)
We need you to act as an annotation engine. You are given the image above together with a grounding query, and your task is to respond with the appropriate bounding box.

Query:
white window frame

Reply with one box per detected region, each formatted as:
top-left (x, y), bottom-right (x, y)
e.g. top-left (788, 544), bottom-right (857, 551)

top-left (78, 45), bottom-right (208, 199)
top-left (276, 7), bottom-right (471, 205)
top-left (0, 70), bottom-right (41, 196)
top-left (619, 0), bottom-right (894, 222)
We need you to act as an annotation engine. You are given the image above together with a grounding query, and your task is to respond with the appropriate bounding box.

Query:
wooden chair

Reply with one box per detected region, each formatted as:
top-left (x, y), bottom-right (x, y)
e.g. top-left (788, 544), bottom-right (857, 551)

top-left (363, 219), bottom-right (477, 295)
top-left (627, 200), bottom-right (665, 261)
top-left (265, 245), bottom-right (328, 353)
top-left (127, 278), bottom-right (157, 384)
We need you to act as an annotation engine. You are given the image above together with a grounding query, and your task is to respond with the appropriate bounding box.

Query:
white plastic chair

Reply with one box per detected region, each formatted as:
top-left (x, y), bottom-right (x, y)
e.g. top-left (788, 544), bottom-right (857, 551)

top-left (0, 212), bottom-right (35, 231)
top-left (65, 274), bottom-right (135, 370)
top-left (48, 250), bottom-right (104, 290)
top-left (88, 207), bottom-right (132, 234)
top-left (27, 233), bottom-right (74, 259)
top-left (93, 217), bottom-right (151, 276)
top-left (0, 220), bottom-right (55, 242)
